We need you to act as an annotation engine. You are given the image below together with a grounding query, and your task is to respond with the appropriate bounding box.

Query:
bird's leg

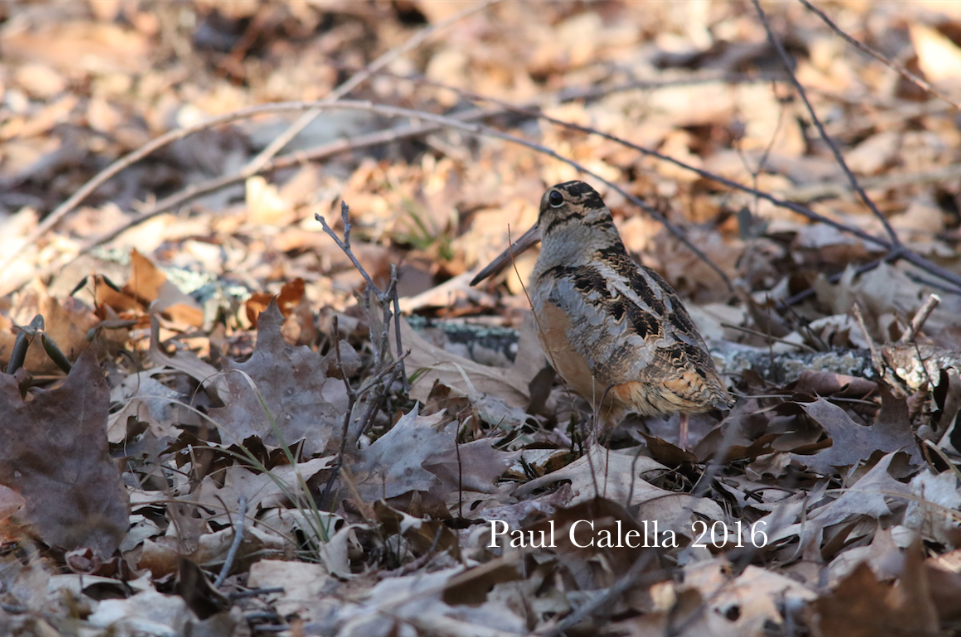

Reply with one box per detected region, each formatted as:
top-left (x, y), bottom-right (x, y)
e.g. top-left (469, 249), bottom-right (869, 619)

top-left (679, 413), bottom-right (689, 449)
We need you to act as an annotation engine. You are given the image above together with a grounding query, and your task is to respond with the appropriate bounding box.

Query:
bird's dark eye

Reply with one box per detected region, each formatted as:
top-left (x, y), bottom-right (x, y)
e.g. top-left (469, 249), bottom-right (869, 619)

top-left (548, 191), bottom-right (564, 207)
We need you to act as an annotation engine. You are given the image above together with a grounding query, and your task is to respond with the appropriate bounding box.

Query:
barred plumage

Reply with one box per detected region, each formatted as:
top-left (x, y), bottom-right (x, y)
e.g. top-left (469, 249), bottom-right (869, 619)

top-left (472, 181), bottom-right (732, 447)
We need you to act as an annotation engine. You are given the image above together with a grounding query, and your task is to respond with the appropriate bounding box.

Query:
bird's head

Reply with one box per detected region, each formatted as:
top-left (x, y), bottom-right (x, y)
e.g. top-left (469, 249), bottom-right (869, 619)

top-left (470, 180), bottom-right (620, 286)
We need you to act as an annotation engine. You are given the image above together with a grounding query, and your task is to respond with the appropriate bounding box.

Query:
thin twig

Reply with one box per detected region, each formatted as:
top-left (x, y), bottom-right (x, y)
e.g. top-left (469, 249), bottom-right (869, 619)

top-left (363, 286), bottom-right (380, 369)
top-left (0, 102), bottom-right (498, 296)
top-left (228, 587), bottom-right (285, 600)
top-left (319, 353), bottom-right (409, 509)
top-left (9, 73), bottom-right (745, 286)
top-left (316, 201), bottom-right (378, 293)
top-left (328, 314), bottom-right (359, 507)
top-left (244, 0), bottom-right (500, 174)
top-left (16, 71), bottom-right (961, 299)
top-left (851, 303), bottom-right (883, 378)
top-left (357, 364), bottom-right (406, 441)
top-left (781, 250), bottom-right (904, 306)
top-left (214, 495), bottom-right (247, 587)
top-left (368, 68), bottom-right (961, 293)
top-left (779, 163), bottom-right (961, 203)
top-left (378, 272), bottom-right (398, 367)
top-left (798, 0), bottom-right (961, 111)
top-left (751, 0), bottom-right (901, 248)
top-left (454, 421), bottom-right (464, 519)
top-left (390, 267), bottom-right (409, 393)
top-left (898, 293), bottom-right (941, 345)
top-left (360, 71), bottom-right (961, 297)
top-left (8, 100), bottom-right (733, 296)
top-left (0, 102), bottom-right (324, 279)
top-left (332, 317), bottom-right (357, 401)
top-left (536, 553), bottom-right (660, 637)
top-left (317, 201), bottom-right (408, 399)
top-left (720, 321), bottom-right (818, 353)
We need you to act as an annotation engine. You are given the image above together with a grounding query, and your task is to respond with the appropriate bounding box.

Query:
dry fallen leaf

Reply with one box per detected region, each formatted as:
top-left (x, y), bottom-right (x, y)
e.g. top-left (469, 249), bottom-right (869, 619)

top-left (126, 249), bottom-right (204, 328)
top-left (0, 347), bottom-right (129, 557)
top-left (393, 311), bottom-right (546, 409)
top-left (350, 405), bottom-right (508, 504)
top-left (208, 300), bottom-right (340, 454)
top-left (0, 280), bottom-right (99, 375)
top-left (798, 397), bottom-right (918, 474)
top-left (247, 559), bottom-right (333, 624)
top-left (814, 545), bottom-right (938, 637)
top-left (514, 446), bottom-right (723, 526)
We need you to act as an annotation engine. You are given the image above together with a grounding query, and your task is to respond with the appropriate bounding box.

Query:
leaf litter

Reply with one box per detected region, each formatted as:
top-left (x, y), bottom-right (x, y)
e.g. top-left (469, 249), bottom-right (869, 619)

top-left (2, 1), bottom-right (961, 636)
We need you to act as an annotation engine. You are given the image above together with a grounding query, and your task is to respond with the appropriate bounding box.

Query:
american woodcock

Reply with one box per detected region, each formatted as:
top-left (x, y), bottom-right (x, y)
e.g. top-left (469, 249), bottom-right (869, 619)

top-left (471, 181), bottom-right (732, 447)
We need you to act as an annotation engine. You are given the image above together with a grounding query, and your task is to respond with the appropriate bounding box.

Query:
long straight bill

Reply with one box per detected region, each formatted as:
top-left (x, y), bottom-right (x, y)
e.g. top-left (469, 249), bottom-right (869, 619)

top-left (469, 224), bottom-right (541, 286)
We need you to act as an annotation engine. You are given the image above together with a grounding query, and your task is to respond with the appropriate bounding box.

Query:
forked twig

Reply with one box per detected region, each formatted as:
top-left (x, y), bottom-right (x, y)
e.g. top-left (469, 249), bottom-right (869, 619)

top-left (316, 201), bottom-right (378, 293)
top-left (314, 199), bottom-right (413, 511)
top-left (319, 353), bottom-right (408, 508)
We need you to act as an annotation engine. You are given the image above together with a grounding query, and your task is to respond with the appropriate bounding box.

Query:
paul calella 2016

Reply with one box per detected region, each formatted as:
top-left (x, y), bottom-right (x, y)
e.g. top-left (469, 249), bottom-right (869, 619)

top-left (488, 519), bottom-right (770, 549)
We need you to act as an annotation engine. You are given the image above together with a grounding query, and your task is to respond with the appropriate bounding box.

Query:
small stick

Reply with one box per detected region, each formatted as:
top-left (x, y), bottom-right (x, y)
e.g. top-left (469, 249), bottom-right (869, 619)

top-left (851, 303), bottom-right (883, 378)
top-left (378, 270), bottom-right (398, 367)
top-left (8, 99), bottom-right (735, 296)
top-left (319, 353), bottom-right (408, 508)
top-left (454, 421), bottom-right (464, 519)
top-left (228, 587), bottom-right (285, 600)
top-left (390, 269), bottom-right (409, 392)
top-left (22, 71), bottom-right (699, 281)
top-left (32, 74), bottom-right (750, 280)
top-left (244, 0), bottom-right (500, 174)
top-left (752, 0), bottom-right (902, 248)
top-left (898, 293), bottom-right (941, 345)
top-left (537, 552), bottom-right (659, 637)
top-left (798, 0), bottom-right (961, 111)
top-left (782, 248), bottom-right (905, 306)
top-left (316, 202), bottom-right (377, 294)
top-left (15, 85), bottom-right (961, 299)
top-left (720, 321), bottom-right (818, 353)
top-left (214, 495), bottom-right (247, 588)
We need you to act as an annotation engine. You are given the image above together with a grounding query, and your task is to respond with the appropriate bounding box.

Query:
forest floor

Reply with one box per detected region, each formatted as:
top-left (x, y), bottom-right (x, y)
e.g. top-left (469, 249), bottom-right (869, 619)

top-left (3, 1), bottom-right (961, 636)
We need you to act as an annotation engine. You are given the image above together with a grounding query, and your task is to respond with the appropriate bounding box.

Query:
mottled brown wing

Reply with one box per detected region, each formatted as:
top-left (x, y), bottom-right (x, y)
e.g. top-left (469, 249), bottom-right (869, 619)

top-left (535, 242), bottom-right (722, 394)
top-left (604, 247), bottom-right (719, 376)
